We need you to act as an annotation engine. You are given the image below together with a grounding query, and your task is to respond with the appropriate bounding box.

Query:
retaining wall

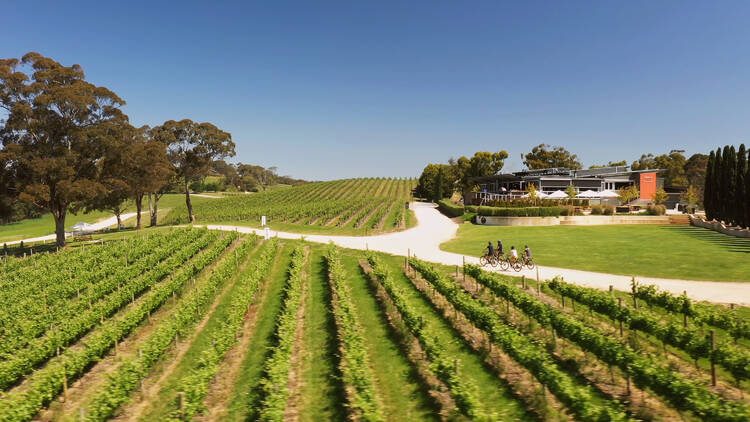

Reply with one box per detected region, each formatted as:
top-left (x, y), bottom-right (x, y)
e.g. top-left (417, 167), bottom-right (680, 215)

top-left (475, 215), bottom-right (671, 226)
top-left (689, 216), bottom-right (750, 238)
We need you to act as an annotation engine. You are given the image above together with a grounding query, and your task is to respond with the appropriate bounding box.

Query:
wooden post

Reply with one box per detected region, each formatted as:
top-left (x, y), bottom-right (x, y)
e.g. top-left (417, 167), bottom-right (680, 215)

top-left (522, 275), bottom-right (526, 290)
top-left (114, 339), bottom-right (118, 355)
top-left (179, 391), bottom-right (186, 420)
top-left (710, 330), bottom-right (717, 386)
top-left (626, 374), bottom-right (631, 396)
top-left (618, 298), bottom-right (624, 336)
top-left (62, 369), bottom-right (68, 402)
top-left (683, 290), bottom-right (688, 327)
top-left (455, 265), bottom-right (458, 277)
top-left (561, 295), bottom-right (565, 308)
top-left (609, 285), bottom-right (613, 294)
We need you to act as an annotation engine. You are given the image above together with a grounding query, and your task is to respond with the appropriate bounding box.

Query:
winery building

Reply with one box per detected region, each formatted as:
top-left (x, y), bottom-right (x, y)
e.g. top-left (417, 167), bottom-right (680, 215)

top-left (466, 166), bottom-right (679, 206)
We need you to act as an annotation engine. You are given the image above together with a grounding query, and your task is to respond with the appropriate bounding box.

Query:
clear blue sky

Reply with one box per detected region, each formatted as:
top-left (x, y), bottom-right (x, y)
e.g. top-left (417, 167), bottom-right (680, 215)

top-left (6, 1), bottom-right (750, 180)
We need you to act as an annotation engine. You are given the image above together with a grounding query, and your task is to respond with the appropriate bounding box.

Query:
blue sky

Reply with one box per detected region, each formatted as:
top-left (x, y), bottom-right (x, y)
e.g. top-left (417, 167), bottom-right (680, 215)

top-left (5, 1), bottom-right (750, 180)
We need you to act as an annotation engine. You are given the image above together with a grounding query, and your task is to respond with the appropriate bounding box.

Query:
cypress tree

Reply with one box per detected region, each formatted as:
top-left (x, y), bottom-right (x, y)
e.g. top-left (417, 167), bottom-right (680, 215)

top-left (728, 146), bottom-right (738, 225)
top-left (737, 144), bottom-right (747, 228)
top-left (745, 148), bottom-right (750, 229)
top-left (705, 150), bottom-right (714, 220)
top-left (713, 147), bottom-right (723, 222)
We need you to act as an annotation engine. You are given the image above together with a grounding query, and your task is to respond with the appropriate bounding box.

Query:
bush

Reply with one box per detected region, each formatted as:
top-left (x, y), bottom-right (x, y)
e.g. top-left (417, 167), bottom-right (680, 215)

top-left (646, 204), bottom-right (666, 216)
top-left (461, 212), bottom-right (476, 222)
top-left (603, 205), bottom-right (615, 215)
top-left (560, 205), bottom-right (577, 216)
top-left (438, 199), bottom-right (464, 217)
top-left (590, 204), bottom-right (603, 215)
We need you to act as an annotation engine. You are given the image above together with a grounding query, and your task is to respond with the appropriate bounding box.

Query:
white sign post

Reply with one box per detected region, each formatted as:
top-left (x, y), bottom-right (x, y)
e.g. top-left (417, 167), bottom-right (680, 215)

top-left (261, 215), bottom-right (266, 226)
top-left (264, 227), bottom-right (271, 240)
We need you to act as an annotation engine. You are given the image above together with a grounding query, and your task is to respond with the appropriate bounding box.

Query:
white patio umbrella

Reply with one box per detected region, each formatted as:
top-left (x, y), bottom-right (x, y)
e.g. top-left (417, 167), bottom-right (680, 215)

top-left (522, 191), bottom-right (549, 199)
top-left (599, 189), bottom-right (620, 198)
top-left (576, 190), bottom-right (600, 198)
top-left (546, 190), bottom-right (568, 199)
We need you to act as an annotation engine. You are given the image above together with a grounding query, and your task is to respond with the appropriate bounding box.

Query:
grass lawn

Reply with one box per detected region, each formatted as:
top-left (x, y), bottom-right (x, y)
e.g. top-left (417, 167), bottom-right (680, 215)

top-left (440, 224), bottom-right (750, 282)
top-left (0, 194), bottom-right (211, 244)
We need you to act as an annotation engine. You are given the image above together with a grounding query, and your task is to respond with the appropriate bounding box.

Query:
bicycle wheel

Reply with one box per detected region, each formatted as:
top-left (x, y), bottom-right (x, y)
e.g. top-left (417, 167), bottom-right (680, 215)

top-left (490, 256), bottom-right (500, 268)
top-left (479, 256), bottom-right (488, 267)
top-left (512, 260), bottom-right (523, 272)
top-left (525, 259), bottom-right (535, 270)
top-left (499, 258), bottom-right (509, 271)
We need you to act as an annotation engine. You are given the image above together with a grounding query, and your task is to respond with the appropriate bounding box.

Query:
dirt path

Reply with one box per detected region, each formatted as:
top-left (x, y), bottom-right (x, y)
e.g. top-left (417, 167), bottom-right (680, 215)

top-left (199, 202), bottom-right (750, 305)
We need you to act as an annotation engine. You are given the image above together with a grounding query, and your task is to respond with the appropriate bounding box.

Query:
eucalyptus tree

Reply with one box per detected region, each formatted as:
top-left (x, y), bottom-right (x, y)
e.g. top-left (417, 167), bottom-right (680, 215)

top-left (151, 119), bottom-right (235, 222)
top-left (0, 52), bottom-right (127, 246)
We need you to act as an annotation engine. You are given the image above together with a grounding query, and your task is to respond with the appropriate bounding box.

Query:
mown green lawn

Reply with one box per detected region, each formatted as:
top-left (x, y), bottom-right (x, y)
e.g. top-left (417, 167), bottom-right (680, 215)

top-left (440, 224), bottom-right (750, 282)
top-left (0, 194), bottom-right (210, 243)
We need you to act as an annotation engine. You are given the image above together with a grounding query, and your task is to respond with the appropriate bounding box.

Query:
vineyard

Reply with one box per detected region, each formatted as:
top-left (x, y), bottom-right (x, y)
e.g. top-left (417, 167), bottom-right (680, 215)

top-left (166, 177), bottom-right (417, 235)
top-left (1, 232), bottom-right (749, 422)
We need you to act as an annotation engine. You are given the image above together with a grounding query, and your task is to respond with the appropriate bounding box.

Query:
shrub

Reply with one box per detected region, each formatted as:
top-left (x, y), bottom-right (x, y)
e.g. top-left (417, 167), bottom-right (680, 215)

top-left (438, 199), bottom-right (464, 217)
top-left (590, 204), bottom-right (603, 215)
top-left (560, 205), bottom-right (577, 216)
top-left (603, 205), bottom-right (615, 215)
top-left (646, 204), bottom-right (666, 215)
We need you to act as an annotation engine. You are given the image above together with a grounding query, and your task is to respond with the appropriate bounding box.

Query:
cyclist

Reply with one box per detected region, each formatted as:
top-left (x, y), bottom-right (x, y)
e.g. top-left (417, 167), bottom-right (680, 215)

top-left (524, 245), bottom-right (532, 264)
top-left (495, 240), bottom-right (504, 257)
top-left (510, 246), bottom-right (518, 263)
top-left (486, 241), bottom-right (495, 259)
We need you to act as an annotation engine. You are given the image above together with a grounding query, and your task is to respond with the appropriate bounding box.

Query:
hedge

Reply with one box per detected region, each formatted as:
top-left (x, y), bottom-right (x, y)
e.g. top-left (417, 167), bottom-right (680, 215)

top-left (476, 206), bottom-right (563, 217)
top-left (437, 199), bottom-right (464, 217)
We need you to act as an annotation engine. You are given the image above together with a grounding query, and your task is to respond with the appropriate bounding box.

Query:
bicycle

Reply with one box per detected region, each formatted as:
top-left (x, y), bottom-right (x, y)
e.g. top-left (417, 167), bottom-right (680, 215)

top-left (479, 254), bottom-right (497, 267)
top-left (509, 256), bottom-right (523, 272)
top-left (523, 256), bottom-right (535, 270)
top-left (494, 252), bottom-right (510, 271)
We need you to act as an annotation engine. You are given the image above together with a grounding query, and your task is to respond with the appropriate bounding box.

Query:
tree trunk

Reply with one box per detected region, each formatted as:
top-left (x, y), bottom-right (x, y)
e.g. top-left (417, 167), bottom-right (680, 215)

top-left (116, 211), bottom-right (122, 230)
top-left (135, 194), bottom-right (143, 230)
top-left (185, 180), bottom-right (195, 223)
top-left (147, 193), bottom-right (153, 220)
top-left (150, 194), bottom-right (160, 227)
top-left (54, 208), bottom-right (67, 248)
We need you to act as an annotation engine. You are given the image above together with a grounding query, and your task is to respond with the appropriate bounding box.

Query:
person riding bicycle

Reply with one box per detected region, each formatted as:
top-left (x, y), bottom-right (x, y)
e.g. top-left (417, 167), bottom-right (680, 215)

top-left (524, 245), bottom-right (532, 264)
top-left (510, 246), bottom-right (518, 263)
top-left (495, 240), bottom-right (504, 257)
top-left (486, 241), bottom-right (495, 259)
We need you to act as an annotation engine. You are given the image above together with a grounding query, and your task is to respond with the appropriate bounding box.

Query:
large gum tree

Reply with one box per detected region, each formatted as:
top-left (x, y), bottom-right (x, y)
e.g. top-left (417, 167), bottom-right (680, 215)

top-left (151, 119), bottom-right (235, 222)
top-left (0, 53), bottom-right (127, 247)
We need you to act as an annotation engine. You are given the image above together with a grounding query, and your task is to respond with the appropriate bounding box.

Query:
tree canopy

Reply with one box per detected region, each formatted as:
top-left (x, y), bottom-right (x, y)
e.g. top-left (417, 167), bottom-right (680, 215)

top-left (151, 119), bottom-right (235, 222)
top-left (0, 52), bottom-right (127, 246)
top-left (523, 144), bottom-right (582, 170)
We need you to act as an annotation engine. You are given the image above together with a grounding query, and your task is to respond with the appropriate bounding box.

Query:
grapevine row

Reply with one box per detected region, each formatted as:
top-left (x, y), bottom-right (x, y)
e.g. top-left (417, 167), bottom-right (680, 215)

top-left (167, 238), bottom-right (279, 420)
top-left (466, 265), bottom-right (750, 422)
top-left (367, 255), bottom-right (488, 420)
top-left (254, 245), bottom-right (307, 422)
top-left (0, 230), bottom-right (236, 422)
top-left (409, 258), bottom-right (630, 422)
top-left (79, 233), bottom-right (254, 421)
top-left (325, 246), bottom-right (384, 421)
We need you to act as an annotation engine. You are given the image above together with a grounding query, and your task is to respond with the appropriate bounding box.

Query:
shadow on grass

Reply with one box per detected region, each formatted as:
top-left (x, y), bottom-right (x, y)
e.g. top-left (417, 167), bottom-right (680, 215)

top-left (660, 226), bottom-right (750, 254)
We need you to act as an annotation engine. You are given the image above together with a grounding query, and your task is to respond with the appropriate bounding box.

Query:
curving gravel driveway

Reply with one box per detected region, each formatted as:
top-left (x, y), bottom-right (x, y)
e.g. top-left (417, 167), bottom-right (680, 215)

top-left (203, 202), bottom-right (750, 305)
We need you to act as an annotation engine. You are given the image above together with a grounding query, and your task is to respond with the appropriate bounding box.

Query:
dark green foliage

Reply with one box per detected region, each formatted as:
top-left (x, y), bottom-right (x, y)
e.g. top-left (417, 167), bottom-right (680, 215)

top-left (437, 199), bottom-right (464, 217)
top-left (476, 206), bottom-right (563, 217)
top-left (706, 145), bottom-right (749, 228)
